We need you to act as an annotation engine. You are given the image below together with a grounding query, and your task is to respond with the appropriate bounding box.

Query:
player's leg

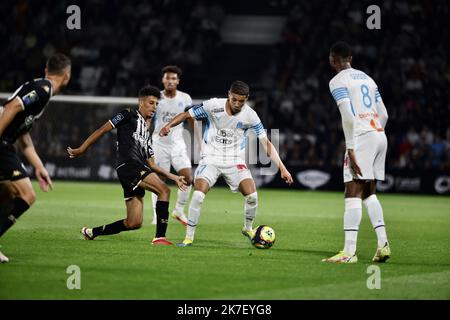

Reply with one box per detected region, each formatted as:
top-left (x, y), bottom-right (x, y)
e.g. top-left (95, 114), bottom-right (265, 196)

top-left (179, 163), bottom-right (218, 246)
top-left (362, 181), bottom-right (390, 262)
top-left (83, 196), bottom-right (144, 240)
top-left (0, 178), bottom-right (36, 238)
top-left (171, 150), bottom-right (193, 224)
top-left (238, 178), bottom-right (257, 241)
top-left (180, 178), bottom-right (209, 246)
top-left (150, 146), bottom-right (170, 224)
top-left (222, 163), bottom-right (256, 241)
top-left (139, 172), bottom-right (173, 245)
top-left (173, 168), bottom-right (192, 220)
top-left (171, 167), bottom-right (192, 225)
top-left (322, 180), bottom-right (363, 263)
top-left (363, 132), bottom-right (390, 262)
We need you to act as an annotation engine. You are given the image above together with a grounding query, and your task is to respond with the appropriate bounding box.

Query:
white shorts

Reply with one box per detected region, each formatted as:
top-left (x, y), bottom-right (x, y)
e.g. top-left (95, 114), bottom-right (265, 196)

top-left (343, 131), bottom-right (387, 183)
top-left (153, 143), bottom-right (192, 173)
top-left (194, 161), bottom-right (253, 192)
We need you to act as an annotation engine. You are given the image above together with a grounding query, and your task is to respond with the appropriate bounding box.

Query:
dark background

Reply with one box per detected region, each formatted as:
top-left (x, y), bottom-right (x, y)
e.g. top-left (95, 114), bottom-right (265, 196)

top-left (1, 0), bottom-right (449, 193)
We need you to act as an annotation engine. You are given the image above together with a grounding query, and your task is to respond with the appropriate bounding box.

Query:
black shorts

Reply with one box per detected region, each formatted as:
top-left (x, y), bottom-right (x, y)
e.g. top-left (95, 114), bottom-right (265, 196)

top-left (0, 142), bottom-right (29, 182)
top-left (116, 161), bottom-right (153, 200)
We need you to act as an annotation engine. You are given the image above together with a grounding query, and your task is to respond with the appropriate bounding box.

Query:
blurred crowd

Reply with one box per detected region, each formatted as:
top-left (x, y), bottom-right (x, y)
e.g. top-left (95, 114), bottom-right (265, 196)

top-left (260, 0), bottom-right (450, 170)
top-left (1, 0), bottom-right (449, 171)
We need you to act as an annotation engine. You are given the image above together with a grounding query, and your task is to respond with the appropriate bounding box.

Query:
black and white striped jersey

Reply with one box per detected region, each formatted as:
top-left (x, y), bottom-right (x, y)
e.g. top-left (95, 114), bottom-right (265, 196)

top-left (109, 107), bottom-right (154, 166)
top-left (0, 78), bottom-right (52, 144)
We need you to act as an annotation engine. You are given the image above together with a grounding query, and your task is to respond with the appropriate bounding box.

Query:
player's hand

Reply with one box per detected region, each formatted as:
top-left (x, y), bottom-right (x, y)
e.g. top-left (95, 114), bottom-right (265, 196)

top-left (347, 149), bottom-right (362, 177)
top-left (159, 126), bottom-right (171, 137)
top-left (176, 175), bottom-right (188, 191)
top-left (67, 146), bottom-right (84, 158)
top-left (35, 167), bottom-right (53, 192)
top-left (281, 168), bottom-right (294, 186)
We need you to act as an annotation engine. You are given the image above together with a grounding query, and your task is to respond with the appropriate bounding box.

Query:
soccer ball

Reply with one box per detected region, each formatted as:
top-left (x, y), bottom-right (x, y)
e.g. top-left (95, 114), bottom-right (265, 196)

top-left (251, 225), bottom-right (276, 249)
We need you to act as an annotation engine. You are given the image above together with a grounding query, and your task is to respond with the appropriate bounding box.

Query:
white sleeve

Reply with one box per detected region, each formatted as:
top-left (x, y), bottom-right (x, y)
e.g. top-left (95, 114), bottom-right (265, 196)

top-left (188, 98), bottom-right (212, 120)
top-left (249, 109), bottom-right (267, 139)
top-left (375, 87), bottom-right (388, 128)
top-left (338, 101), bottom-right (355, 149)
top-left (330, 78), bottom-right (354, 149)
top-left (329, 78), bottom-right (351, 105)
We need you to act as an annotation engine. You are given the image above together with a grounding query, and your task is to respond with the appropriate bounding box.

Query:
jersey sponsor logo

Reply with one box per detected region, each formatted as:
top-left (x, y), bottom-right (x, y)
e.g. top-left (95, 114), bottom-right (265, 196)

top-left (22, 90), bottom-right (39, 106)
top-left (211, 108), bottom-right (224, 113)
top-left (161, 111), bottom-right (178, 123)
top-left (215, 129), bottom-right (234, 145)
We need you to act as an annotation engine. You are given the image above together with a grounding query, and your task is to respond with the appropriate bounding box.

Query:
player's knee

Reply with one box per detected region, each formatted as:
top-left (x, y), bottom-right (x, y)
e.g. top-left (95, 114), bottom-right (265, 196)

top-left (158, 184), bottom-right (171, 200)
top-left (20, 189), bottom-right (36, 206)
top-left (126, 220), bottom-right (142, 230)
top-left (245, 192), bottom-right (258, 208)
top-left (184, 175), bottom-right (193, 186)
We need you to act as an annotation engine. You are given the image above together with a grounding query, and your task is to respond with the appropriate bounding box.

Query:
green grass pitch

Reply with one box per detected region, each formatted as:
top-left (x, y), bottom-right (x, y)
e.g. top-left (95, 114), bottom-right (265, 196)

top-left (1, 181), bottom-right (449, 299)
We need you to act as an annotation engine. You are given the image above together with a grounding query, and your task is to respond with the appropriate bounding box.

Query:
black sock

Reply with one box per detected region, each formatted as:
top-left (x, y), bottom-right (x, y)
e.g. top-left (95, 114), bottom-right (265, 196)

top-left (155, 201), bottom-right (169, 238)
top-left (0, 198), bottom-right (30, 237)
top-left (92, 219), bottom-right (127, 238)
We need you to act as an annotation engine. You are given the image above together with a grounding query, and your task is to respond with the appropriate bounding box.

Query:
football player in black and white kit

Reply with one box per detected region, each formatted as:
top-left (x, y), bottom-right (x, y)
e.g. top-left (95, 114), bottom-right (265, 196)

top-left (0, 53), bottom-right (72, 263)
top-left (67, 85), bottom-right (187, 246)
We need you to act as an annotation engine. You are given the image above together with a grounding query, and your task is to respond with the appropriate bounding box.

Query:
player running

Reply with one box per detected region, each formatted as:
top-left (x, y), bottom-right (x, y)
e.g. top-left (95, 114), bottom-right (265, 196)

top-left (0, 53), bottom-right (71, 263)
top-left (67, 85), bottom-right (187, 246)
top-left (160, 81), bottom-right (293, 247)
top-left (150, 66), bottom-right (195, 226)
top-left (323, 42), bottom-right (391, 264)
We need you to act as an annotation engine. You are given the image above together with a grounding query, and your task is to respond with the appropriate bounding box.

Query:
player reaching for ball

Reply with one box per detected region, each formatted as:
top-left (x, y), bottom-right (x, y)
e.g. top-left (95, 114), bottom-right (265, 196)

top-left (67, 85), bottom-right (187, 246)
top-left (0, 53), bottom-right (71, 263)
top-left (160, 81), bottom-right (293, 247)
top-left (322, 42), bottom-right (391, 264)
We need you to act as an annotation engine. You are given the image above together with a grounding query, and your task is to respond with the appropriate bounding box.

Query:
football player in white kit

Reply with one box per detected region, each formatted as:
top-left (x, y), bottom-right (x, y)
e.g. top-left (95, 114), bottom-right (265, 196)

top-left (151, 66), bottom-right (194, 225)
top-left (323, 42), bottom-right (391, 263)
top-left (160, 81), bottom-right (293, 246)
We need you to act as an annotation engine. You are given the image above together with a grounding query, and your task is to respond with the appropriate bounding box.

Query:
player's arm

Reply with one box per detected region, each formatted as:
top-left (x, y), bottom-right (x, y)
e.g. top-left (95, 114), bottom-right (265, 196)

top-left (67, 121), bottom-right (113, 158)
top-left (16, 132), bottom-right (53, 192)
top-left (0, 97), bottom-right (23, 137)
top-left (160, 103), bottom-right (210, 137)
top-left (147, 156), bottom-right (187, 191)
top-left (375, 88), bottom-right (388, 129)
top-left (258, 136), bottom-right (293, 185)
top-left (330, 81), bottom-right (362, 176)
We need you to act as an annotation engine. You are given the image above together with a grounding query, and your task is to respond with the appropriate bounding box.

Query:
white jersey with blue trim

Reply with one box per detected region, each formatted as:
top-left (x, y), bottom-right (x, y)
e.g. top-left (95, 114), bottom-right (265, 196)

top-left (188, 98), bottom-right (267, 165)
top-left (329, 68), bottom-right (384, 137)
top-left (152, 90), bottom-right (192, 147)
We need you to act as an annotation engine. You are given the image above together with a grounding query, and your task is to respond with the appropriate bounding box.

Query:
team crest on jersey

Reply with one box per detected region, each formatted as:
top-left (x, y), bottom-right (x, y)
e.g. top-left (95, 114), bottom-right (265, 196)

top-left (236, 122), bottom-right (243, 129)
top-left (22, 90), bottom-right (39, 106)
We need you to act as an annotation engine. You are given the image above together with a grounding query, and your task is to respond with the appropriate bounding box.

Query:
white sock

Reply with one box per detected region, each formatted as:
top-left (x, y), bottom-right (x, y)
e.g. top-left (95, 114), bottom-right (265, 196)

top-left (151, 192), bottom-right (158, 222)
top-left (244, 192), bottom-right (258, 231)
top-left (343, 198), bottom-right (362, 255)
top-left (174, 185), bottom-right (192, 215)
top-left (186, 191), bottom-right (205, 241)
top-left (364, 194), bottom-right (388, 248)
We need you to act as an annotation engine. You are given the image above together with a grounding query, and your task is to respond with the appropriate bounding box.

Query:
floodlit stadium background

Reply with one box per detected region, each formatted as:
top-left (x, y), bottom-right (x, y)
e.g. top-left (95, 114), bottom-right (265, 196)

top-left (1, 0), bottom-right (449, 194)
